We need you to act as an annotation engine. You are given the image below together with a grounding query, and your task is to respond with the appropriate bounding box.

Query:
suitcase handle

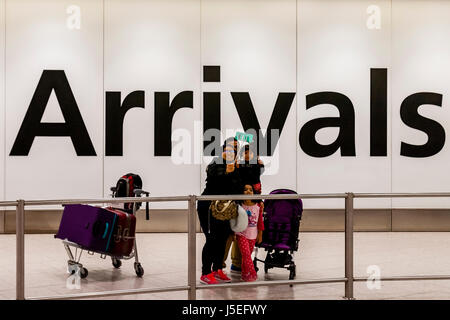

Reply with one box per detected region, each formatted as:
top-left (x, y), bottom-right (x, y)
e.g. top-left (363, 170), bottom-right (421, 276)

top-left (102, 222), bottom-right (109, 239)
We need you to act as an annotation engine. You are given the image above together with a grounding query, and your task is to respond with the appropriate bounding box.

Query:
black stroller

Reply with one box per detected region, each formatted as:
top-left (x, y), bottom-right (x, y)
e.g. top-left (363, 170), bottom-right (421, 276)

top-left (253, 189), bottom-right (303, 280)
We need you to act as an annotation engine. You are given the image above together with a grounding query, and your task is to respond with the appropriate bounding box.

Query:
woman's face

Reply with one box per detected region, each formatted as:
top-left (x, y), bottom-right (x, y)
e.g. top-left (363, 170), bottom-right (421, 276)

top-left (222, 146), bottom-right (235, 163)
top-left (226, 141), bottom-right (238, 153)
top-left (243, 185), bottom-right (254, 195)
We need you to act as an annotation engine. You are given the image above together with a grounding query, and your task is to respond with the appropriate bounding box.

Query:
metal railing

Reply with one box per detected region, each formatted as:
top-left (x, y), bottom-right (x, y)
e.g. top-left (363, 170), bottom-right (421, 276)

top-left (6, 192), bottom-right (450, 300)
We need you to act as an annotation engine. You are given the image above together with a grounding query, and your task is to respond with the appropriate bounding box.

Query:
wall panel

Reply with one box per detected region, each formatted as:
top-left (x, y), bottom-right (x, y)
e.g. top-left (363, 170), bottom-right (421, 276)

top-left (5, 0), bottom-right (103, 201)
top-left (201, 0), bottom-right (297, 195)
top-left (297, 0), bottom-right (392, 209)
top-left (391, 0), bottom-right (450, 208)
top-left (104, 0), bottom-right (201, 209)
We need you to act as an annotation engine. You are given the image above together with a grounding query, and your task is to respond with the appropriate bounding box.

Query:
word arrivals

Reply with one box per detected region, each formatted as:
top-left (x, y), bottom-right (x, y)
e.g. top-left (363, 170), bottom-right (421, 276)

top-left (9, 67), bottom-right (446, 159)
top-left (181, 304), bottom-right (267, 317)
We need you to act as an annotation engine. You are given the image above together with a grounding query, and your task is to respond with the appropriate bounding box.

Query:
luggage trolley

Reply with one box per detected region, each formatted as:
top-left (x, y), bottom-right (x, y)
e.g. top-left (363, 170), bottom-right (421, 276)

top-left (58, 188), bottom-right (149, 279)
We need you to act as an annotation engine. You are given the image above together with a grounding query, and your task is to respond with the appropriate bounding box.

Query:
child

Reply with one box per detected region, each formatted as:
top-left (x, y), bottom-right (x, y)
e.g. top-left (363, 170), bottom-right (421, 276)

top-left (238, 144), bottom-right (264, 195)
top-left (235, 184), bottom-right (264, 282)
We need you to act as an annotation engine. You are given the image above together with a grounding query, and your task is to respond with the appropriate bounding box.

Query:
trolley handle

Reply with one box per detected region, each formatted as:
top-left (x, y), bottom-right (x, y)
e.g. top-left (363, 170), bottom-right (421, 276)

top-left (134, 189), bottom-right (150, 220)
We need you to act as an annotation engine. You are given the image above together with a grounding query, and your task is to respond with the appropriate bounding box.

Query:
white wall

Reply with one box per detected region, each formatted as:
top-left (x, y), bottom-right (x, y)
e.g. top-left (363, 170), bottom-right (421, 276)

top-left (391, 0), bottom-right (450, 208)
top-left (298, 0), bottom-right (392, 209)
top-left (1, 0), bottom-right (449, 209)
top-left (5, 0), bottom-right (103, 201)
top-left (201, 0), bottom-right (297, 194)
top-left (104, 0), bottom-right (201, 209)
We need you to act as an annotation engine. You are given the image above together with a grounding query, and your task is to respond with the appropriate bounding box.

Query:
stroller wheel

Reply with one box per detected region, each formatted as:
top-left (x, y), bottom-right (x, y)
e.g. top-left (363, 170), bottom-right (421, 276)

top-left (288, 264), bottom-right (296, 281)
top-left (134, 262), bottom-right (144, 277)
top-left (80, 267), bottom-right (88, 279)
top-left (112, 258), bottom-right (122, 269)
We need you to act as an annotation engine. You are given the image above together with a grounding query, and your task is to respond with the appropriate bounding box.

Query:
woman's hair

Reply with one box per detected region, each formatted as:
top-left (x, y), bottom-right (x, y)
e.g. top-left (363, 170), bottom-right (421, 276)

top-left (223, 137), bottom-right (238, 149)
top-left (222, 144), bottom-right (235, 152)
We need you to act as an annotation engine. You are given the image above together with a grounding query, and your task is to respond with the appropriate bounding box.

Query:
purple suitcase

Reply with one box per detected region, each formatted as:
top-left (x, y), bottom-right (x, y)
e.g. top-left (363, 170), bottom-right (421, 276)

top-left (55, 204), bottom-right (117, 253)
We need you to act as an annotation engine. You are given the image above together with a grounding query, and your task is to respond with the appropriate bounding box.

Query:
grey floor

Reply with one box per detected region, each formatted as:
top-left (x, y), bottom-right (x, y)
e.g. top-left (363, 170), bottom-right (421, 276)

top-left (1, 232), bottom-right (450, 300)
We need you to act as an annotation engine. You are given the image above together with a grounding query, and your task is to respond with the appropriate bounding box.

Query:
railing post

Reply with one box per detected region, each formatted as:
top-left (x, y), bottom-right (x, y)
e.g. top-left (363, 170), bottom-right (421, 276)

top-left (344, 192), bottom-right (355, 300)
top-left (16, 199), bottom-right (25, 300)
top-left (187, 195), bottom-right (197, 300)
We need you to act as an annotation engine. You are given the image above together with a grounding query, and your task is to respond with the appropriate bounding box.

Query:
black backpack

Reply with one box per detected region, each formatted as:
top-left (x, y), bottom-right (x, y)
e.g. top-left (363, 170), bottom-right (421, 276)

top-left (111, 173), bottom-right (149, 219)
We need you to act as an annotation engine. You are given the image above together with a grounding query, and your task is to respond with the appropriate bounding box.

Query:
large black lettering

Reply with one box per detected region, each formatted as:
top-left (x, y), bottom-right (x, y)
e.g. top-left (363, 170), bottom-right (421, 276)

top-left (299, 92), bottom-right (355, 157)
top-left (400, 92), bottom-right (445, 157)
top-left (370, 68), bottom-right (388, 156)
top-left (154, 91), bottom-right (193, 156)
top-left (105, 91), bottom-right (145, 156)
top-left (202, 66), bottom-right (221, 156)
top-left (203, 92), bottom-right (221, 156)
top-left (10, 70), bottom-right (96, 156)
top-left (230, 92), bottom-right (295, 156)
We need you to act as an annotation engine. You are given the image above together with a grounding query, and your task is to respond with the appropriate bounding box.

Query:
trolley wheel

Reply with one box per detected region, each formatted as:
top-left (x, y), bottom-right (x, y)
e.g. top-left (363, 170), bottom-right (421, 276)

top-left (80, 267), bottom-right (88, 279)
top-left (134, 263), bottom-right (144, 277)
top-left (112, 258), bottom-right (122, 269)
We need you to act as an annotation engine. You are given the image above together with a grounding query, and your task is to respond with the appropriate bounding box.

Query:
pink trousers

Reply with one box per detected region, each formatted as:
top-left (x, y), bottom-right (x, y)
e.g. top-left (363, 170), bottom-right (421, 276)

top-left (236, 235), bottom-right (257, 281)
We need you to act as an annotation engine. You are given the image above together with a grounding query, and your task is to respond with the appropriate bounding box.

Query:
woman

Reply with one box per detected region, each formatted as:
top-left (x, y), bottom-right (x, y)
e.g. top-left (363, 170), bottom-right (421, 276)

top-left (198, 144), bottom-right (243, 284)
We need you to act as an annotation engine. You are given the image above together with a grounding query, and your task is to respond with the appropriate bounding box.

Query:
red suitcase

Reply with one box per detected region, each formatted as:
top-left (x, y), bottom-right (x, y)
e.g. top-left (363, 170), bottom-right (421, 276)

top-left (106, 208), bottom-right (136, 257)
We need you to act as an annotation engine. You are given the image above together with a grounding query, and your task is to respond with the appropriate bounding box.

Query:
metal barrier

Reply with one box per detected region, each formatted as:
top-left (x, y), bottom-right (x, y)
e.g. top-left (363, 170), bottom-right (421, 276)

top-left (7, 192), bottom-right (450, 300)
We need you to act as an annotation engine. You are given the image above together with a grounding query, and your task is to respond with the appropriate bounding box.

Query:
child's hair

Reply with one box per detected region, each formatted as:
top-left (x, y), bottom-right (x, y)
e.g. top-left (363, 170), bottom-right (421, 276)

top-left (222, 143), bottom-right (234, 152)
top-left (239, 144), bottom-right (257, 163)
top-left (243, 184), bottom-right (257, 204)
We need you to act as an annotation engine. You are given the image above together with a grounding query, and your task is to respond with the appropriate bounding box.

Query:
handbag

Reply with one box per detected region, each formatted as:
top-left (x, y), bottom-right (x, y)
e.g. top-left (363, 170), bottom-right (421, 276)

top-left (209, 200), bottom-right (238, 221)
top-left (229, 205), bottom-right (248, 233)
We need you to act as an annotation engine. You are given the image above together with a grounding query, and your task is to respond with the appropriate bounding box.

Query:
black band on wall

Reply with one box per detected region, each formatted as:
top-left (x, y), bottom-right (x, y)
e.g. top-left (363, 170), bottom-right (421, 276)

top-left (400, 92), bottom-right (445, 158)
top-left (105, 90), bottom-right (145, 156)
top-left (370, 68), bottom-right (388, 156)
top-left (300, 91), bottom-right (356, 157)
top-left (154, 91), bottom-right (194, 156)
top-left (231, 92), bottom-right (295, 156)
top-left (10, 70), bottom-right (96, 156)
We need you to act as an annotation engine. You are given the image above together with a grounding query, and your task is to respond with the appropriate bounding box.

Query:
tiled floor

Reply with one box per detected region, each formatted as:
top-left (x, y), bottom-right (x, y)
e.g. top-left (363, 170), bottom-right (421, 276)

top-left (2, 232), bottom-right (450, 300)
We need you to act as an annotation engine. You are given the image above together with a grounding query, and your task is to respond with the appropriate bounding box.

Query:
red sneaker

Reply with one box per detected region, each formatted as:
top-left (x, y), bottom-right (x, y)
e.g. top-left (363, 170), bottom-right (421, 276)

top-left (200, 273), bottom-right (219, 285)
top-left (213, 269), bottom-right (231, 283)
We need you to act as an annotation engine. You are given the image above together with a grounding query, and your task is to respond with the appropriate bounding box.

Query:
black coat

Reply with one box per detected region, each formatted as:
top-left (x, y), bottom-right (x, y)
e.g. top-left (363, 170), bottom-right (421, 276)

top-left (201, 157), bottom-right (243, 196)
top-left (237, 162), bottom-right (264, 186)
